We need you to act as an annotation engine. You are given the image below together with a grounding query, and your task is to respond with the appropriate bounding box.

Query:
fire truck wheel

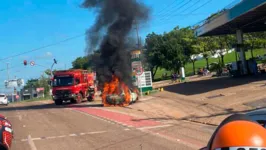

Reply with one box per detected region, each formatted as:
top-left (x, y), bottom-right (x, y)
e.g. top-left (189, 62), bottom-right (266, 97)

top-left (55, 100), bottom-right (63, 105)
top-left (70, 99), bottom-right (76, 103)
top-left (76, 93), bottom-right (82, 104)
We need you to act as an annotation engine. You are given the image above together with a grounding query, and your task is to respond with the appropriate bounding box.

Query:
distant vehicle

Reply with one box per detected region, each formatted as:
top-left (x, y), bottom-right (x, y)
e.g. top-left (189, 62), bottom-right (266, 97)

top-left (51, 69), bottom-right (96, 105)
top-left (246, 108), bottom-right (266, 128)
top-left (0, 94), bottom-right (8, 106)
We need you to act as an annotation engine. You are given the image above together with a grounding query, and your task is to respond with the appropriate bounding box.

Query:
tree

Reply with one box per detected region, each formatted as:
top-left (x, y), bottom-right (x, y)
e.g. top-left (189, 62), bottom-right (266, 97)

top-left (190, 54), bottom-right (197, 75)
top-left (188, 30), bottom-right (203, 75)
top-left (198, 37), bottom-right (218, 69)
top-left (44, 69), bottom-right (57, 76)
top-left (23, 75), bottom-right (50, 96)
top-left (216, 35), bottom-right (236, 65)
top-left (161, 34), bottom-right (184, 73)
top-left (161, 27), bottom-right (195, 73)
top-left (244, 32), bottom-right (266, 58)
top-left (72, 56), bottom-right (91, 70)
top-left (144, 32), bottom-right (165, 80)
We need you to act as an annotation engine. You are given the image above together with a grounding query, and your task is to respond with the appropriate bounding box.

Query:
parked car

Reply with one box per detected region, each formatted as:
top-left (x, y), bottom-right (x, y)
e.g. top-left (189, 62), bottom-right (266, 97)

top-left (246, 108), bottom-right (266, 128)
top-left (0, 94), bottom-right (8, 106)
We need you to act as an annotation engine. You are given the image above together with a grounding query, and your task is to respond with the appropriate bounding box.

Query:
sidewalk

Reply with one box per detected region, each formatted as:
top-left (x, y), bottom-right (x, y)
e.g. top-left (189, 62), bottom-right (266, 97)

top-left (105, 76), bottom-right (266, 126)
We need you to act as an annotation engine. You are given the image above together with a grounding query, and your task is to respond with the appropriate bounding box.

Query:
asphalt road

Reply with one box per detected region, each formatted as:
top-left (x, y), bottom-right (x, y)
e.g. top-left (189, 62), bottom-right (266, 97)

top-left (0, 101), bottom-right (215, 150)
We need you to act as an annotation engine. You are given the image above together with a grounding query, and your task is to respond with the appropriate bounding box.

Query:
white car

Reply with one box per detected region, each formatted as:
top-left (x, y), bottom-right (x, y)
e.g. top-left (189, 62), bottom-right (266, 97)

top-left (246, 108), bottom-right (266, 128)
top-left (0, 94), bottom-right (8, 106)
top-left (105, 89), bottom-right (139, 105)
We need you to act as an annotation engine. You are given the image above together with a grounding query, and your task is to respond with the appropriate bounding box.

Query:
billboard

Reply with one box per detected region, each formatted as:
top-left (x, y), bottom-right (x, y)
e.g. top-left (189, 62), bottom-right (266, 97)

top-left (4, 78), bottom-right (25, 88)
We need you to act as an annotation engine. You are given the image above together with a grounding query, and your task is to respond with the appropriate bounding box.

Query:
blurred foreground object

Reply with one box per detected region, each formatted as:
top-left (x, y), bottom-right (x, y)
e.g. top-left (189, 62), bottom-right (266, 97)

top-left (202, 114), bottom-right (266, 150)
top-left (0, 114), bottom-right (13, 150)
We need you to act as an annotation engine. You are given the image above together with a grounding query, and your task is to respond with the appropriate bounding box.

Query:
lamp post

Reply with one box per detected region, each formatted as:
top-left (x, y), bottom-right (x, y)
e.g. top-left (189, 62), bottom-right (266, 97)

top-left (50, 59), bottom-right (57, 77)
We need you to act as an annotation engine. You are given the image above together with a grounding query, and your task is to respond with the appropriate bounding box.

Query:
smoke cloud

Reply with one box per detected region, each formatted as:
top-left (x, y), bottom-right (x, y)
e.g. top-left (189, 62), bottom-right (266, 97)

top-left (82, 0), bottom-right (149, 87)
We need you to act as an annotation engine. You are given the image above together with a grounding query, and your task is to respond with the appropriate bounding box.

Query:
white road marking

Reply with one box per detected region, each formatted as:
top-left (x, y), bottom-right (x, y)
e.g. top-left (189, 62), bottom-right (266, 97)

top-left (142, 130), bottom-right (201, 149)
top-left (27, 135), bottom-right (37, 150)
top-left (137, 124), bottom-right (172, 130)
top-left (86, 131), bottom-right (107, 134)
top-left (57, 135), bottom-right (66, 138)
top-left (38, 101), bottom-right (52, 104)
top-left (31, 137), bottom-right (41, 141)
top-left (69, 134), bottom-right (77, 137)
top-left (20, 131), bottom-right (107, 142)
top-left (46, 136), bottom-right (56, 139)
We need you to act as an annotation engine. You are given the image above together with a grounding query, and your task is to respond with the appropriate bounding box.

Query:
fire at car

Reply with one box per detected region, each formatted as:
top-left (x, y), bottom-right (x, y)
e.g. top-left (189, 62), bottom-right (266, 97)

top-left (102, 75), bottom-right (139, 107)
top-left (82, 0), bottom-right (149, 107)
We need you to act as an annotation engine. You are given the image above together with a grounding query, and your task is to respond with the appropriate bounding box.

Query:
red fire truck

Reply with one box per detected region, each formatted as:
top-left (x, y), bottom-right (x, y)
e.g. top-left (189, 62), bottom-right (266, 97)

top-left (51, 69), bottom-right (96, 105)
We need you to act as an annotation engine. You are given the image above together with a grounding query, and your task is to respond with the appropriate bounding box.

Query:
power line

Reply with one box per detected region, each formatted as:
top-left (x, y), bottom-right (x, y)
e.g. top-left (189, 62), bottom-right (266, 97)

top-left (153, 0), bottom-right (179, 16)
top-left (158, 0), bottom-right (202, 23)
top-left (156, 0), bottom-right (214, 28)
top-left (157, 0), bottom-right (193, 21)
top-left (0, 33), bottom-right (85, 62)
top-left (154, 0), bottom-right (186, 18)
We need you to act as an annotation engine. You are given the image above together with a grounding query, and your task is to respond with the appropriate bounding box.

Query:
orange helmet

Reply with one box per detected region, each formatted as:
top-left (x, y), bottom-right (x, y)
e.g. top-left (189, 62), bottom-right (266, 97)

top-left (207, 114), bottom-right (266, 150)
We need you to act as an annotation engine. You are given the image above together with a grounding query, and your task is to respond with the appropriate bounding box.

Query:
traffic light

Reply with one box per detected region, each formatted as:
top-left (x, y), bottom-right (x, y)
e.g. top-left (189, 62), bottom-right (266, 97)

top-left (53, 59), bottom-right (57, 64)
top-left (23, 60), bottom-right (27, 66)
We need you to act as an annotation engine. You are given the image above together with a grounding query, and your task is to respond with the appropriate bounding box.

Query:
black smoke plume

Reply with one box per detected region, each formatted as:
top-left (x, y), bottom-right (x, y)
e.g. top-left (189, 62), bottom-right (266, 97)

top-left (82, 0), bottom-right (149, 87)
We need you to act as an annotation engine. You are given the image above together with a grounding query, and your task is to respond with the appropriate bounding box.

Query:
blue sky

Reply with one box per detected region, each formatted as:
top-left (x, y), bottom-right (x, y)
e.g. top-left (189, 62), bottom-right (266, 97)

top-left (0, 0), bottom-right (236, 92)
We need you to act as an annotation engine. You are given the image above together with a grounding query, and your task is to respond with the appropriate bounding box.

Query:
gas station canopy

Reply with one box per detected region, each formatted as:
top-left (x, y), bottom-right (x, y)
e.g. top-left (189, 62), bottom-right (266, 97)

top-left (195, 0), bottom-right (266, 37)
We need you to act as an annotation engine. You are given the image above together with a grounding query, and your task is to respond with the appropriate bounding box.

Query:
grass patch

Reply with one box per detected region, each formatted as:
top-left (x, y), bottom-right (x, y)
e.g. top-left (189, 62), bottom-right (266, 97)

top-left (154, 49), bottom-right (266, 80)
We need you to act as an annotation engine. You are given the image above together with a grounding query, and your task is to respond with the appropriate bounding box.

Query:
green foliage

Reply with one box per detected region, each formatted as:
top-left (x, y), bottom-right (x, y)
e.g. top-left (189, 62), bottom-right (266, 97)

top-left (71, 51), bottom-right (100, 71)
top-left (154, 49), bottom-right (266, 80)
top-left (44, 69), bottom-right (57, 76)
top-left (209, 62), bottom-right (223, 76)
top-left (72, 56), bottom-right (91, 70)
top-left (144, 26), bottom-right (197, 77)
top-left (144, 32), bottom-right (165, 79)
top-left (24, 75), bottom-right (50, 96)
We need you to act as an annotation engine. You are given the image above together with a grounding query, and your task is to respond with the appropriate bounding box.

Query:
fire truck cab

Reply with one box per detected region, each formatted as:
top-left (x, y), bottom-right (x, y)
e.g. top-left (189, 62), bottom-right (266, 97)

top-left (52, 69), bottom-right (95, 105)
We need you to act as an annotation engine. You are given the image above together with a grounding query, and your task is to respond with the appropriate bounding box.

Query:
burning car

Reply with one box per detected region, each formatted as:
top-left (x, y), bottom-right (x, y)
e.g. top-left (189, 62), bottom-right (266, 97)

top-left (105, 88), bottom-right (139, 106)
top-left (101, 76), bottom-right (139, 107)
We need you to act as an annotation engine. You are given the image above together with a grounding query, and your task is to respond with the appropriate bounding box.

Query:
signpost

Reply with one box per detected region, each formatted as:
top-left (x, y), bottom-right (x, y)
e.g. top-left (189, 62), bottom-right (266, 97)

top-left (136, 66), bottom-right (143, 97)
top-left (30, 61), bottom-right (35, 66)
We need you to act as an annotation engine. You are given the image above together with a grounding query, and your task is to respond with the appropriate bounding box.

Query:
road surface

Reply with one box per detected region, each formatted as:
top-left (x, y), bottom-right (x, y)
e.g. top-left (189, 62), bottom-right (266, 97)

top-left (0, 101), bottom-right (215, 150)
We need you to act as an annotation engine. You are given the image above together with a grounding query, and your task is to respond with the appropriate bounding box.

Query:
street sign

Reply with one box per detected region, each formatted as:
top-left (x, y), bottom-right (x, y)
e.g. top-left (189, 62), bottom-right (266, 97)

top-left (30, 61), bottom-right (35, 66)
top-left (137, 71), bottom-right (152, 88)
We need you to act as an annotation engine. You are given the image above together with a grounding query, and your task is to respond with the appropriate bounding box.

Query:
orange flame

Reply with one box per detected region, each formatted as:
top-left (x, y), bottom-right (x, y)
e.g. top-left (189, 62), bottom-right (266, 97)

top-left (102, 75), bottom-right (131, 107)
